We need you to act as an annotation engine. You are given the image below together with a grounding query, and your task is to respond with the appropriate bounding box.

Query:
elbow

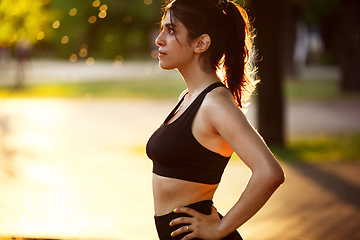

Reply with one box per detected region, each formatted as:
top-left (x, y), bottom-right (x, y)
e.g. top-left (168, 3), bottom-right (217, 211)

top-left (252, 166), bottom-right (285, 191)
top-left (274, 170), bottom-right (285, 187)
top-left (269, 167), bottom-right (285, 189)
top-left (260, 166), bottom-right (284, 191)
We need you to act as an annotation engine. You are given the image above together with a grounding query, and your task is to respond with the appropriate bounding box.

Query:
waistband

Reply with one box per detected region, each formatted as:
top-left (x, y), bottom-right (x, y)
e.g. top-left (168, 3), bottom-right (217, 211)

top-left (154, 200), bottom-right (213, 240)
top-left (154, 200), bottom-right (242, 240)
top-left (155, 200), bottom-right (213, 219)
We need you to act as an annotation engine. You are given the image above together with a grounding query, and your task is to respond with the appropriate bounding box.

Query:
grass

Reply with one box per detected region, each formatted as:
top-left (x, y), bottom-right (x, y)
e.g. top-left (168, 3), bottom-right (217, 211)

top-left (246, 133), bottom-right (360, 162)
top-left (266, 133), bottom-right (360, 162)
top-left (285, 79), bottom-right (340, 100)
top-left (0, 76), bottom-right (186, 99)
top-left (0, 77), bottom-right (344, 100)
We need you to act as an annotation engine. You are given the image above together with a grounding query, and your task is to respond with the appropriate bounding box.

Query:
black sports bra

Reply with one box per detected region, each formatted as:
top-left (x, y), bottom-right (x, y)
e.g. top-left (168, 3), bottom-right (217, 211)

top-left (146, 82), bottom-right (231, 184)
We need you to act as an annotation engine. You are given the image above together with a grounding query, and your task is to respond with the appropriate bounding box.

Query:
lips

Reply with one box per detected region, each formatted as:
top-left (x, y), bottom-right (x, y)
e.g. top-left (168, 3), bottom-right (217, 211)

top-left (158, 50), bottom-right (166, 57)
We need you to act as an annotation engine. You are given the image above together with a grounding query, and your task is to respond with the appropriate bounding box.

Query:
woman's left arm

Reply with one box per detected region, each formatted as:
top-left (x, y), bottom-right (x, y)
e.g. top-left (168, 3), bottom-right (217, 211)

top-left (208, 93), bottom-right (285, 237)
top-left (171, 91), bottom-right (285, 239)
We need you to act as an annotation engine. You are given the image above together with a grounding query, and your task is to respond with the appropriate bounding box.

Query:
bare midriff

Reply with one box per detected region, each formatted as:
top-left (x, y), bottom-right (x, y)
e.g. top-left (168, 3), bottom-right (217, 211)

top-left (153, 173), bottom-right (219, 216)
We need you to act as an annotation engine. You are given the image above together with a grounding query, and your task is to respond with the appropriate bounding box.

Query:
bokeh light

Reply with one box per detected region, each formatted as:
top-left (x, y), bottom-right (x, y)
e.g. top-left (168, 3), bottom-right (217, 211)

top-left (115, 55), bottom-right (124, 63)
top-left (81, 44), bottom-right (89, 50)
top-left (69, 8), bottom-right (77, 16)
top-left (79, 48), bottom-right (88, 58)
top-left (52, 20), bottom-right (60, 29)
top-left (151, 49), bottom-right (158, 59)
top-left (10, 34), bottom-right (17, 43)
top-left (86, 57), bottom-right (95, 66)
top-left (105, 34), bottom-right (114, 43)
top-left (144, 0), bottom-right (153, 5)
top-left (88, 15), bottom-right (97, 24)
top-left (69, 53), bottom-right (77, 62)
top-left (123, 15), bottom-right (132, 23)
top-left (37, 31), bottom-right (45, 40)
top-left (113, 55), bottom-right (124, 69)
top-left (98, 11), bottom-right (107, 19)
top-left (61, 36), bottom-right (69, 44)
top-left (92, 0), bottom-right (100, 8)
top-left (99, 4), bottom-right (107, 11)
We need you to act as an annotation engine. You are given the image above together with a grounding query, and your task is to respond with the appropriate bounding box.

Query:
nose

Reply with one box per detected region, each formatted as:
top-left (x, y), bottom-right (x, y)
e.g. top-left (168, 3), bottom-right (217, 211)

top-left (155, 30), bottom-right (164, 47)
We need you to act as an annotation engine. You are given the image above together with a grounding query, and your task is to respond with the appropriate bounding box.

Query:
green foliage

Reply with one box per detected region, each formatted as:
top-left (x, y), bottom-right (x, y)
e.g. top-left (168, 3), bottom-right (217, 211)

top-left (0, 0), bottom-right (54, 46)
top-left (285, 80), bottom-right (340, 100)
top-left (287, 0), bottom-right (339, 25)
top-left (270, 133), bottom-right (360, 162)
top-left (47, 0), bottom-right (163, 60)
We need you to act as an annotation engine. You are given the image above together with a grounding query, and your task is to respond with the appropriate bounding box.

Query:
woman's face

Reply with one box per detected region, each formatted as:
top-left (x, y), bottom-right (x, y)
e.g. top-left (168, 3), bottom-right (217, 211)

top-left (155, 11), bottom-right (196, 70)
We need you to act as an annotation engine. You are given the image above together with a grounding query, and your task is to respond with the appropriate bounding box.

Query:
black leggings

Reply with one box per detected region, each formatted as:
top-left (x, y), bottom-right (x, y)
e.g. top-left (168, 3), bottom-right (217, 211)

top-left (154, 200), bottom-right (243, 240)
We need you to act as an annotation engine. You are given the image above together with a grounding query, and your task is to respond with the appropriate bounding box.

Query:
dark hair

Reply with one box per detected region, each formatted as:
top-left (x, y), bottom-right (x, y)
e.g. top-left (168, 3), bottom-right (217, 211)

top-left (162, 0), bottom-right (258, 108)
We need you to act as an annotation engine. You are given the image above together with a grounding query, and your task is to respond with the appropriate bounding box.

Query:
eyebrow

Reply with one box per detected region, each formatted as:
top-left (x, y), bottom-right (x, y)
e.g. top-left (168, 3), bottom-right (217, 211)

top-left (162, 23), bottom-right (176, 29)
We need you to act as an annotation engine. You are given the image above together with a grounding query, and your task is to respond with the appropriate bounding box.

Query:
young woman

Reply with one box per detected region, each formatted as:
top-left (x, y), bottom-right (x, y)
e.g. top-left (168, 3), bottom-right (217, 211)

top-left (146, 0), bottom-right (285, 239)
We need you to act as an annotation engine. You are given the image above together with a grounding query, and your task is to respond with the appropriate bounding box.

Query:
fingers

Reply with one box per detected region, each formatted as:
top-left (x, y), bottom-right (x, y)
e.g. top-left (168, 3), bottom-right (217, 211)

top-left (173, 206), bottom-right (200, 216)
top-left (169, 207), bottom-right (199, 227)
top-left (169, 215), bottom-right (192, 227)
top-left (169, 207), bottom-right (197, 238)
top-left (170, 224), bottom-right (193, 238)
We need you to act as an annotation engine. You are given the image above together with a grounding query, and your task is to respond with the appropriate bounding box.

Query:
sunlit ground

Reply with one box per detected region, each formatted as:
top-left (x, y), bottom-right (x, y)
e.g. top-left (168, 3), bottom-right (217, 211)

top-left (0, 97), bottom-right (359, 240)
top-left (0, 58), bottom-right (359, 240)
top-left (0, 99), bottom-right (162, 239)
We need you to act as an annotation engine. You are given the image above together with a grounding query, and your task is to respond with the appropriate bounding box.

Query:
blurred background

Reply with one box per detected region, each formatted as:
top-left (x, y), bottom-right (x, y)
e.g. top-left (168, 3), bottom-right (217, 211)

top-left (0, 0), bottom-right (359, 240)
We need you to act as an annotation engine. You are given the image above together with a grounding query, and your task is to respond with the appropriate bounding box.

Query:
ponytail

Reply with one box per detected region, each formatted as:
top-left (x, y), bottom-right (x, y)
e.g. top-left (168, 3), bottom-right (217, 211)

top-left (221, 0), bottom-right (257, 108)
top-left (164, 0), bottom-right (258, 108)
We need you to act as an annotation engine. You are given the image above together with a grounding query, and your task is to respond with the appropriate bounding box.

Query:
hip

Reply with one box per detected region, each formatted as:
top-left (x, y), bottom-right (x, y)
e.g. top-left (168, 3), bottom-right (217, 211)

top-left (154, 200), bottom-right (242, 240)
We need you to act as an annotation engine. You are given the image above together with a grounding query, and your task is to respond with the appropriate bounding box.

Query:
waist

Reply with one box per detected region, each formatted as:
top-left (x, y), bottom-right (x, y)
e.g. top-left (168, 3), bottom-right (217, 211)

top-left (153, 173), bottom-right (218, 216)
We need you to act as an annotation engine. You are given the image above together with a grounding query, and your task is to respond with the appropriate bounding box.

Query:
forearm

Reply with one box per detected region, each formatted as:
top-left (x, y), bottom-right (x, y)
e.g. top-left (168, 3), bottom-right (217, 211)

top-left (217, 170), bottom-right (284, 237)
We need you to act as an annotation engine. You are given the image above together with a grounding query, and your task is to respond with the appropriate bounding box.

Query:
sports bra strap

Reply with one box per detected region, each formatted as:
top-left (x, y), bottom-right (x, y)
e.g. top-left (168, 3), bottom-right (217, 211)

top-left (163, 82), bottom-right (225, 125)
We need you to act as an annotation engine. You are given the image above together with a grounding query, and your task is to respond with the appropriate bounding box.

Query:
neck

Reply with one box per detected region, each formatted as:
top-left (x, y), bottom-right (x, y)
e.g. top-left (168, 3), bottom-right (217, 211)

top-left (177, 61), bottom-right (220, 98)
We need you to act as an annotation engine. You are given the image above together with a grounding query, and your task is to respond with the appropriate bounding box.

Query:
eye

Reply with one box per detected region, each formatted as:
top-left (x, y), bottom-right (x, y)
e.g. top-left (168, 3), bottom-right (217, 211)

top-left (168, 27), bottom-right (174, 34)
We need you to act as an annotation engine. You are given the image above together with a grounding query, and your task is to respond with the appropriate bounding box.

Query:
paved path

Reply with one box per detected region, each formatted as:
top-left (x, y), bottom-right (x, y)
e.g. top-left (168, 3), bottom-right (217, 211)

top-left (0, 59), bottom-right (341, 86)
top-left (0, 97), bottom-right (359, 240)
top-left (0, 59), bottom-right (178, 85)
top-left (0, 60), bottom-right (359, 240)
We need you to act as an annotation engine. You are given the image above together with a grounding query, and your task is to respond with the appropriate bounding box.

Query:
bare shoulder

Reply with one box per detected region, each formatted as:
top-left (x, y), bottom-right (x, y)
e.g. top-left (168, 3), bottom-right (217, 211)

top-left (202, 86), bottom-right (245, 117)
top-left (200, 85), bottom-right (253, 133)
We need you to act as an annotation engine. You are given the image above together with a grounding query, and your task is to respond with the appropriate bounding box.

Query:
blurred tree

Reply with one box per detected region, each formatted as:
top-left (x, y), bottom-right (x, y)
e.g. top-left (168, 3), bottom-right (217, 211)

top-left (0, 0), bottom-right (54, 86)
top-left (248, 0), bottom-right (360, 146)
top-left (288, 0), bottom-right (339, 26)
top-left (48, 0), bottom-right (163, 60)
top-left (338, 0), bottom-right (360, 93)
top-left (282, 0), bottom-right (339, 75)
top-left (0, 0), bottom-right (53, 47)
top-left (250, 0), bottom-right (286, 146)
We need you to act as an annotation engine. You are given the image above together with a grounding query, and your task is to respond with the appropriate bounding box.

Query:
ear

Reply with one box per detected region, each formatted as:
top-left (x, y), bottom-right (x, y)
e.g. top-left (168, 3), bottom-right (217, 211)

top-left (194, 34), bottom-right (211, 54)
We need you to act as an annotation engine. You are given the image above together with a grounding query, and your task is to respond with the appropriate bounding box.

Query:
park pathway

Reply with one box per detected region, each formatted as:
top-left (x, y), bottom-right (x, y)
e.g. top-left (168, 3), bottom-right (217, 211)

top-left (0, 60), bottom-right (359, 240)
top-left (0, 96), bottom-right (359, 240)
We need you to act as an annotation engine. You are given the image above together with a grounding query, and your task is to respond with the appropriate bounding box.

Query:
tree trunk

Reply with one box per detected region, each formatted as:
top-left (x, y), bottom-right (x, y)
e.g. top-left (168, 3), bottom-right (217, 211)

top-left (283, 3), bottom-right (300, 78)
top-left (339, 0), bottom-right (360, 92)
top-left (250, 0), bottom-right (286, 146)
